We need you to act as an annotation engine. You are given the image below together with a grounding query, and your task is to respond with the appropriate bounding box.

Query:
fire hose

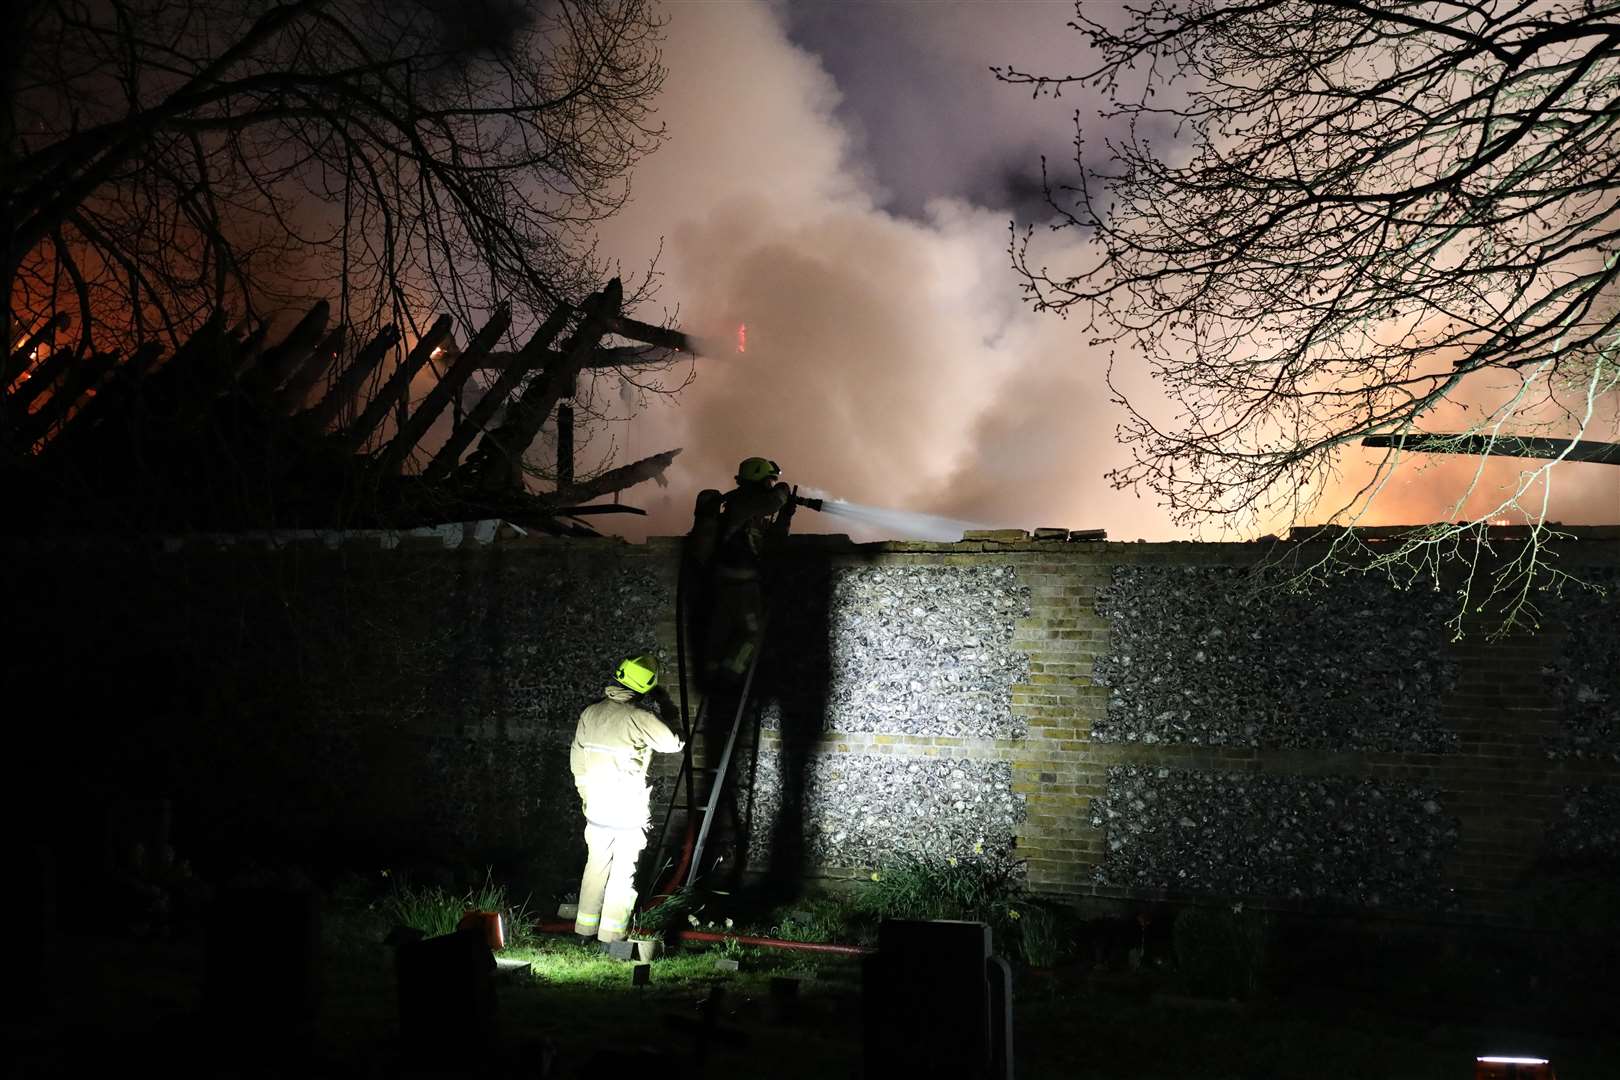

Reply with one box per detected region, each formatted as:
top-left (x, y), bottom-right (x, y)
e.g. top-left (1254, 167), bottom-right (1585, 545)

top-left (645, 487), bottom-right (823, 903)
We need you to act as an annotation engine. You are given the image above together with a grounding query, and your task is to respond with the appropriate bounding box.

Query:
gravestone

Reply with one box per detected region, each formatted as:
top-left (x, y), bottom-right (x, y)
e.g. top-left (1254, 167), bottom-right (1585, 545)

top-left (863, 919), bottom-right (1014, 1080)
top-left (2, 847), bottom-right (55, 1022)
top-left (205, 885), bottom-right (321, 1053)
top-left (395, 927), bottom-right (497, 1063)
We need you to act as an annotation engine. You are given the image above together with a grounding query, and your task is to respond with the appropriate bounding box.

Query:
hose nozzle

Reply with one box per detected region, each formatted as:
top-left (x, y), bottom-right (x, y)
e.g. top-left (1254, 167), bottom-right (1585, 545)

top-left (793, 494), bottom-right (824, 512)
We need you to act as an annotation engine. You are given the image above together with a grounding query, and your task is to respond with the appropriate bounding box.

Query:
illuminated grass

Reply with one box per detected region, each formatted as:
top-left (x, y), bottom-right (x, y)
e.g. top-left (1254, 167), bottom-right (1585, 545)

top-left (503, 934), bottom-right (836, 991)
top-left (374, 869), bottom-right (539, 949)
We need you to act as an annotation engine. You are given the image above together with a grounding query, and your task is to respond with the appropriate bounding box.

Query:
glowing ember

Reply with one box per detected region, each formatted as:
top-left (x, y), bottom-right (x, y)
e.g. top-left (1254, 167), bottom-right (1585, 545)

top-left (737, 323), bottom-right (747, 353)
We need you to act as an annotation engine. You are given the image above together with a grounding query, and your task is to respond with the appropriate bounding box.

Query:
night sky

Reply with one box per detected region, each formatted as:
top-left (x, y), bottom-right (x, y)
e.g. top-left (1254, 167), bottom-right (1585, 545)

top-left (576, 2), bottom-right (1618, 541)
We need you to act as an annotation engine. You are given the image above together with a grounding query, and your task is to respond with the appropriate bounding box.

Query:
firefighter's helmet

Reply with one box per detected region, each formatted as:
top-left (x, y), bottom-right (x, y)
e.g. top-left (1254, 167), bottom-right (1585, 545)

top-left (615, 655), bottom-right (659, 694)
top-left (737, 457), bottom-right (781, 484)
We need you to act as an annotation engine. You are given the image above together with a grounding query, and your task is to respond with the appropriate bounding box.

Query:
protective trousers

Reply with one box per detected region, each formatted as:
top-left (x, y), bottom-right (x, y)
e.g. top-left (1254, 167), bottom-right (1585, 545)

top-left (573, 822), bottom-right (646, 942)
top-left (706, 574), bottom-right (763, 682)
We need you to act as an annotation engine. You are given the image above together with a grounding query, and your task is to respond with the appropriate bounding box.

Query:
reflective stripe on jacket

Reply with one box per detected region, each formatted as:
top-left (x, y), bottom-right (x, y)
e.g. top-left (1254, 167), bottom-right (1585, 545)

top-left (570, 685), bottom-right (683, 830)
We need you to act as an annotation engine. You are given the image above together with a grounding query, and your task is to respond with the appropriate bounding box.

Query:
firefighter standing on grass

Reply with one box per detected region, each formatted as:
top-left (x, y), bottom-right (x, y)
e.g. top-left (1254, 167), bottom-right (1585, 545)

top-left (570, 655), bottom-right (683, 944)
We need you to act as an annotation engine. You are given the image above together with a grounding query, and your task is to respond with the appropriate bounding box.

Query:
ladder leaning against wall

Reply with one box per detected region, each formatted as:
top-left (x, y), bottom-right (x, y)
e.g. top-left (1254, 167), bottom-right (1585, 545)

top-left (641, 558), bottom-right (771, 901)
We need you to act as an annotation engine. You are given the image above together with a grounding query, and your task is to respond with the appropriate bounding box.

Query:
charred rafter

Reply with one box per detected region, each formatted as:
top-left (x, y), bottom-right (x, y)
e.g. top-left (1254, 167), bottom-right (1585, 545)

top-left (1, 278), bottom-right (684, 535)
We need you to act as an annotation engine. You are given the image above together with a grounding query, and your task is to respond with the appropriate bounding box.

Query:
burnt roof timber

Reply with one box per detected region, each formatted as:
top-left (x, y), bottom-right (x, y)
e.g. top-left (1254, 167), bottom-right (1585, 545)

top-left (3, 337), bottom-right (76, 414)
top-left (454, 280), bottom-right (621, 493)
top-left (470, 343), bottom-right (677, 371)
top-left (241, 301), bottom-right (327, 394)
top-left (374, 306), bottom-right (511, 475)
top-left (19, 349), bottom-right (119, 445)
top-left (5, 291), bottom-right (685, 536)
top-left (609, 314), bottom-right (689, 352)
top-left (325, 317), bottom-right (447, 448)
top-left (272, 325), bottom-right (345, 415)
top-left (1362, 433), bottom-right (1620, 464)
top-left (3, 312), bottom-right (71, 387)
top-left (423, 303), bottom-right (571, 481)
top-left (301, 324), bottom-right (397, 437)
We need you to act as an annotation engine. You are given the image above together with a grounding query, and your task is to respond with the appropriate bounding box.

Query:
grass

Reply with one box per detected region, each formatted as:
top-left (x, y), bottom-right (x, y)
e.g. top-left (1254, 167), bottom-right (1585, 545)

top-left (851, 849), bottom-right (1048, 961)
top-left (503, 933), bottom-right (834, 990)
top-left (855, 849), bottom-right (1022, 924)
top-left (44, 917), bottom-right (1620, 1080)
top-left (32, 862), bottom-right (1620, 1080)
top-left (38, 867), bottom-right (1620, 1078)
top-left (628, 885), bottom-right (702, 938)
top-left (767, 896), bottom-right (859, 944)
top-left (368, 868), bottom-right (541, 950)
top-left (1017, 902), bottom-right (1068, 968)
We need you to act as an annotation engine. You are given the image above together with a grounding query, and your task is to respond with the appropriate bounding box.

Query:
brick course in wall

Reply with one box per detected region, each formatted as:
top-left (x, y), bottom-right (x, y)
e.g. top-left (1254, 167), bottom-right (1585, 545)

top-left (10, 524), bottom-right (1618, 924)
top-left (982, 534), bottom-right (1620, 923)
top-left (685, 531), bottom-right (1620, 925)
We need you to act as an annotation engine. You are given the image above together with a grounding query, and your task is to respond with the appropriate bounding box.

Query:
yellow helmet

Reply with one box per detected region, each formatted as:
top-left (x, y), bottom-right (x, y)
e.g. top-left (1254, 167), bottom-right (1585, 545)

top-left (737, 457), bottom-right (781, 484)
top-left (615, 654), bottom-right (658, 694)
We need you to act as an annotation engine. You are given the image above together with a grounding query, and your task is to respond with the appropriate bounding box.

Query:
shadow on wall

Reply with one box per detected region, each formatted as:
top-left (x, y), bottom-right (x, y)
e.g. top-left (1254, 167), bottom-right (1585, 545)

top-left (754, 552), bottom-right (836, 902)
top-left (668, 545), bottom-right (842, 901)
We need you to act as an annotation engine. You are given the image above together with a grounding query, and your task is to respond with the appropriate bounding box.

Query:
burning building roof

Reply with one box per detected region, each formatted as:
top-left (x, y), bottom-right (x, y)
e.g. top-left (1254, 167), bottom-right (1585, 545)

top-left (1, 280), bottom-right (689, 537)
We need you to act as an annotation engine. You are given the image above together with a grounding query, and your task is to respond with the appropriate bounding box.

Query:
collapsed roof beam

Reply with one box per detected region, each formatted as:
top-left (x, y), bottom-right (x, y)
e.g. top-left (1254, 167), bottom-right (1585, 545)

top-left (2, 340), bottom-right (74, 414)
top-left (1363, 433), bottom-right (1620, 465)
top-left (182, 323), bottom-right (270, 420)
top-left (540, 447), bottom-right (682, 506)
top-left (305, 325), bottom-right (398, 436)
top-left (272, 326), bottom-right (347, 415)
top-left (36, 341), bottom-right (164, 459)
top-left (240, 301), bottom-right (328, 393)
top-left (326, 318), bottom-right (448, 448)
top-left (121, 312), bottom-right (227, 421)
top-left (3, 312), bottom-right (71, 388)
top-left (610, 315), bottom-right (689, 352)
top-left (455, 279), bottom-right (621, 492)
top-left (422, 304), bottom-right (571, 481)
top-left (17, 350), bottom-right (120, 445)
top-left (469, 344), bottom-right (677, 371)
top-left (375, 306), bottom-right (511, 475)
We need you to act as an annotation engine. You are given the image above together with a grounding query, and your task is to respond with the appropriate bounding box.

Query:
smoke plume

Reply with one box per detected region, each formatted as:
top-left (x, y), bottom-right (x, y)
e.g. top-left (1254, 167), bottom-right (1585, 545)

top-left (585, 3), bottom-right (1616, 543)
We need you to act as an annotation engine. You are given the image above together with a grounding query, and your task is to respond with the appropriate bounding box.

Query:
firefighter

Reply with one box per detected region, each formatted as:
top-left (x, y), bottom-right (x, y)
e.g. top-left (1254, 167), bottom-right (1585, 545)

top-left (691, 456), bottom-right (798, 684)
top-left (570, 655), bottom-right (684, 944)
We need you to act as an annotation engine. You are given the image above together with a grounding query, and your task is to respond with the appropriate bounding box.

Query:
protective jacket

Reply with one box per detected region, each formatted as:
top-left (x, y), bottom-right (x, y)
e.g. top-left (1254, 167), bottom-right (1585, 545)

top-left (713, 481), bottom-right (794, 572)
top-left (569, 685), bottom-right (684, 830)
top-left (570, 685), bottom-right (683, 943)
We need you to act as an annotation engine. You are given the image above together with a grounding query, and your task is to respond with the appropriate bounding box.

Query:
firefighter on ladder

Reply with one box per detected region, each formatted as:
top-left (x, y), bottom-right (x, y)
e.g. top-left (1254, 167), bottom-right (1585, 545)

top-left (570, 655), bottom-right (684, 944)
top-left (688, 456), bottom-right (817, 686)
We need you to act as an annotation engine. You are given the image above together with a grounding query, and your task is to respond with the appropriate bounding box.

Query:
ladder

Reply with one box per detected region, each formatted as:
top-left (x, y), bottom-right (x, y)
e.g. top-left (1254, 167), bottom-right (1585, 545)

top-left (642, 572), bottom-right (771, 899)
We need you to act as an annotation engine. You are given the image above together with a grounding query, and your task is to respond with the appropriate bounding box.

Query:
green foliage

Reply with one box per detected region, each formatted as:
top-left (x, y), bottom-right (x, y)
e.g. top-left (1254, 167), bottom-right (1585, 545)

top-left (856, 850), bottom-right (1047, 961)
top-left (496, 934), bottom-right (857, 994)
top-left (376, 868), bottom-right (539, 950)
top-left (630, 887), bottom-right (702, 938)
top-left (856, 851), bottom-right (1018, 922)
top-left (771, 898), bottom-right (852, 944)
top-left (1172, 905), bottom-right (1269, 1000)
top-left (1016, 903), bottom-right (1069, 968)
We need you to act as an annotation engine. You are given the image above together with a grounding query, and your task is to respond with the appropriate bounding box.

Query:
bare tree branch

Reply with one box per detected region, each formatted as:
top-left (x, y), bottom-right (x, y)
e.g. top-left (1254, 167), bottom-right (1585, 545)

top-left (1003, 0), bottom-right (1620, 629)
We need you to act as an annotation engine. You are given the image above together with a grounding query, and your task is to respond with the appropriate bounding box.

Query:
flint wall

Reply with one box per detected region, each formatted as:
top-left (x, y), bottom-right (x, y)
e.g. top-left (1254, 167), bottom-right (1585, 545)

top-left (693, 531), bottom-right (1620, 924)
top-left (10, 525), bottom-right (1618, 922)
